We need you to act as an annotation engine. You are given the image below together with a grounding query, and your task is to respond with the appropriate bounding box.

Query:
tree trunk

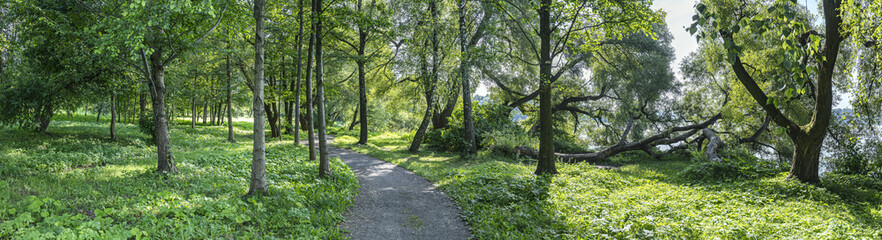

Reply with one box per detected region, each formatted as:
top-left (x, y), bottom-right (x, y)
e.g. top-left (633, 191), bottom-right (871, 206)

top-left (139, 92), bottom-right (146, 121)
top-left (147, 47), bottom-right (178, 173)
top-left (202, 102), bottom-right (208, 124)
top-left (348, 108), bottom-right (359, 131)
top-left (788, 134), bottom-right (823, 182)
top-left (227, 41), bottom-right (235, 142)
top-left (191, 97), bottom-right (197, 128)
top-left (356, 0), bottom-right (369, 145)
top-left (433, 90), bottom-right (458, 129)
top-left (110, 95), bottom-right (117, 140)
top-left (702, 128), bottom-right (722, 163)
top-left (305, 23), bottom-right (316, 161)
top-left (315, 0), bottom-right (330, 176)
top-left (410, 0), bottom-right (440, 153)
top-left (248, 0), bottom-right (268, 196)
top-left (96, 103), bottom-right (102, 122)
top-left (294, 9), bottom-right (303, 143)
top-left (535, 0), bottom-right (557, 175)
top-left (38, 104), bottom-right (53, 133)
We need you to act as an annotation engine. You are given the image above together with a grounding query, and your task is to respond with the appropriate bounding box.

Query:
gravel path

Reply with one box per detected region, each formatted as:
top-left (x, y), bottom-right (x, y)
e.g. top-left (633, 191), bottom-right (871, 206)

top-left (317, 136), bottom-right (472, 240)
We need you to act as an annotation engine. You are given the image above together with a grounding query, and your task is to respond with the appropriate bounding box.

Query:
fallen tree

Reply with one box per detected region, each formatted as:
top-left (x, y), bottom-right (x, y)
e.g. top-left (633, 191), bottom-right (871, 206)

top-left (518, 113), bottom-right (723, 163)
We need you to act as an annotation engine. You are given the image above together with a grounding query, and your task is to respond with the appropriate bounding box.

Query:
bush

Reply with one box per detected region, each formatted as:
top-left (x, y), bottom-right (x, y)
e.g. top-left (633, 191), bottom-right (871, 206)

top-left (425, 103), bottom-right (522, 152)
top-left (826, 120), bottom-right (882, 178)
top-left (138, 113), bottom-right (155, 140)
top-left (679, 146), bottom-right (785, 182)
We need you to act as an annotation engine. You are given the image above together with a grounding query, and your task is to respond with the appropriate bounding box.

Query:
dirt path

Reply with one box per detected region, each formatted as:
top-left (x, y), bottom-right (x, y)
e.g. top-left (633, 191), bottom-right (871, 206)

top-left (316, 136), bottom-right (471, 240)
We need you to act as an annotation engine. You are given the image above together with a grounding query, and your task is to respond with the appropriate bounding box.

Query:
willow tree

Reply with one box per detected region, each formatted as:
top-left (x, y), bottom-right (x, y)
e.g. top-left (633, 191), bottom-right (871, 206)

top-left (492, 0), bottom-right (662, 175)
top-left (691, 0), bottom-right (846, 182)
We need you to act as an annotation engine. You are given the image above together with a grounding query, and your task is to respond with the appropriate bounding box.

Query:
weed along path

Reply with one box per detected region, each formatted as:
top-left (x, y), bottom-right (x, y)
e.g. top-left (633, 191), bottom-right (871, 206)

top-left (317, 135), bottom-right (471, 240)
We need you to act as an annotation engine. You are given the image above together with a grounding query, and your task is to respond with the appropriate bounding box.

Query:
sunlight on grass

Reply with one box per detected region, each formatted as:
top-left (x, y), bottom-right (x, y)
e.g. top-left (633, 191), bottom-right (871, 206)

top-left (0, 117), bottom-right (357, 239)
top-left (334, 131), bottom-right (882, 239)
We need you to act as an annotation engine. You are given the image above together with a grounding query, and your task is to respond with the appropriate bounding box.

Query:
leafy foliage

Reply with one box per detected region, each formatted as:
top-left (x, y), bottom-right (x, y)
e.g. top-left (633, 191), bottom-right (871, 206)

top-left (336, 131), bottom-right (882, 239)
top-left (0, 116), bottom-right (357, 239)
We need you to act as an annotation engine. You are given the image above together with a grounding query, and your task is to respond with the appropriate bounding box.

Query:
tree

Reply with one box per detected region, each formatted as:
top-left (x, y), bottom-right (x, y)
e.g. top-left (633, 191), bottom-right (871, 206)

top-left (490, 0), bottom-right (662, 174)
top-left (315, 0), bottom-right (331, 176)
top-left (249, 0), bottom-right (269, 195)
top-left (691, 0), bottom-right (845, 182)
top-left (408, 0), bottom-right (442, 153)
top-left (459, 0), bottom-right (477, 155)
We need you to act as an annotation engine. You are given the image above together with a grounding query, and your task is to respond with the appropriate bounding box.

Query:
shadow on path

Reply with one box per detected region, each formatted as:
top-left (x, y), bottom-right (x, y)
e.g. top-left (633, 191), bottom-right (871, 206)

top-left (307, 135), bottom-right (472, 240)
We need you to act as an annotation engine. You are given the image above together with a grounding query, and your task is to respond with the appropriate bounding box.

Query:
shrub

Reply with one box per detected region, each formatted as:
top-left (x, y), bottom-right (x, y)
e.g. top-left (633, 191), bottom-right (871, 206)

top-left (138, 113), bottom-right (155, 140)
top-left (679, 146), bottom-right (785, 182)
top-left (425, 103), bottom-right (522, 152)
top-left (826, 120), bottom-right (881, 178)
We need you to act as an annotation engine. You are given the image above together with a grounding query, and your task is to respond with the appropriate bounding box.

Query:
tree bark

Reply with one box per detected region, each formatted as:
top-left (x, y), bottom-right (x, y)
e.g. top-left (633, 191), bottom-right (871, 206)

top-left (535, 0), bottom-right (557, 175)
top-left (702, 128), bottom-right (722, 163)
top-left (110, 95), bottom-right (117, 140)
top-left (356, 0), bottom-right (369, 145)
top-left (305, 20), bottom-right (316, 161)
top-left (248, 0), bottom-right (268, 196)
top-left (294, 0), bottom-right (304, 144)
top-left (139, 92), bottom-right (146, 121)
top-left (315, 0), bottom-right (330, 176)
top-left (147, 47), bottom-right (178, 173)
top-left (349, 108), bottom-right (359, 131)
top-left (459, 0), bottom-right (477, 155)
top-left (191, 97), bottom-right (197, 129)
top-left (227, 42), bottom-right (235, 142)
top-left (409, 0), bottom-right (439, 153)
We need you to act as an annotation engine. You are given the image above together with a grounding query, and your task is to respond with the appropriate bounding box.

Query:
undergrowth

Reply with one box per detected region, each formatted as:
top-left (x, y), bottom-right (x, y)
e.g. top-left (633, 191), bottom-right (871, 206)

top-left (333, 131), bottom-right (882, 239)
top-left (0, 115), bottom-right (357, 239)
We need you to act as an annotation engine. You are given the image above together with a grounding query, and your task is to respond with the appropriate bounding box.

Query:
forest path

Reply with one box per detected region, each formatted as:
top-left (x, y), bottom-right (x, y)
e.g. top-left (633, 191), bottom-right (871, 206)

top-left (309, 135), bottom-right (472, 240)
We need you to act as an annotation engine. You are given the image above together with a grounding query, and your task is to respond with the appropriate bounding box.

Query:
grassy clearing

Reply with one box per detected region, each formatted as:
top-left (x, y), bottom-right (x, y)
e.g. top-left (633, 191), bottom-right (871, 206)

top-left (332, 130), bottom-right (882, 239)
top-left (0, 116), bottom-right (357, 239)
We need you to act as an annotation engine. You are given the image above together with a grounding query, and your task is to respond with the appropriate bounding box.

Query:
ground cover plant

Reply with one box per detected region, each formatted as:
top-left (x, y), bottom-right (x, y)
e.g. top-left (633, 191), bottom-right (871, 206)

top-left (0, 115), bottom-right (357, 239)
top-left (333, 130), bottom-right (882, 239)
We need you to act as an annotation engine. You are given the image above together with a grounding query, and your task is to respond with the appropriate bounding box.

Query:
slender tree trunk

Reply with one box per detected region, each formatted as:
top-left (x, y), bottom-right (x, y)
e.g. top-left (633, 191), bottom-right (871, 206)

top-left (38, 104), bottom-right (52, 133)
top-left (348, 108), bottom-right (359, 131)
top-left (356, 0), bottom-right (369, 144)
top-left (294, 10), bottom-right (303, 143)
top-left (410, 0), bottom-right (440, 152)
top-left (96, 103), bottom-right (102, 122)
top-left (535, 0), bottom-right (557, 175)
top-left (305, 24), bottom-right (316, 161)
top-left (227, 41), bottom-right (235, 143)
top-left (110, 95), bottom-right (117, 140)
top-left (139, 92), bottom-right (146, 121)
top-left (315, 0), bottom-right (330, 176)
top-left (147, 47), bottom-right (178, 173)
top-left (248, 0), bottom-right (268, 196)
top-left (202, 102), bottom-right (208, 124)
top-left (191, 97), bottom-right (197, 128)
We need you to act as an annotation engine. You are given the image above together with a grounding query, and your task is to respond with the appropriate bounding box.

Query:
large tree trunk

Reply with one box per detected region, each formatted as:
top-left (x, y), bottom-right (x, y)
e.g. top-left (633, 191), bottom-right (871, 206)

top-left (110, 95), bottom-right (117, 140)
top-left (789, 134), bottom-right (823, 182)
top-left (248, 0), bottom-right (268, 196)
top-left (315, 0), bottom-right (330, 176)
top-left (459, 0), bottom-right (474, 154)
top-left (227, 42), bottom-right (235, 142)
top-left (147, 47), bottom-right (178, 173)
top-left (535, 0), bottom-right (557, 175)
top-left (305, 23), bottom-right (316, 161)
top-left (356, 0), bottom-right (369, 145)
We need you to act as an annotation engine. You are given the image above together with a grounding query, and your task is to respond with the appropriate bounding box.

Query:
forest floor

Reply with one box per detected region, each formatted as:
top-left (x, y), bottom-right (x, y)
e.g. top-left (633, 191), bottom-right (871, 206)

top-left (316, 135), bottom-right (471, 239)
top-left (332, 130), bottom-right (882, 239)
top-left (0, 116), bottom-right (358, 239)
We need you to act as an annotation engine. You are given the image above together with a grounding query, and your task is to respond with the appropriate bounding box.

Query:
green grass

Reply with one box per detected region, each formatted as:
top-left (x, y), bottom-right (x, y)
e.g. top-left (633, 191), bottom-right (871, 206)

top-left (332, 130), bottom-right (882, 239)
top-left (1, 115), bottom-right (357, 239)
